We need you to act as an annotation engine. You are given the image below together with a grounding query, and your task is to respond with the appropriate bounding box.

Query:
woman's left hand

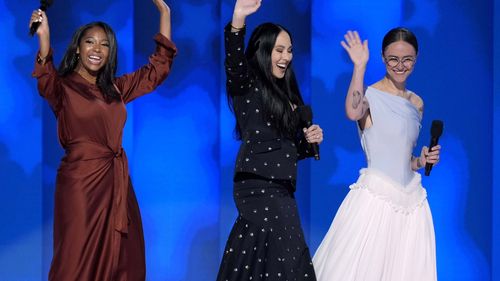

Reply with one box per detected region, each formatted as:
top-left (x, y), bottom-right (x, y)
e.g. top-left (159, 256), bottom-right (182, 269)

top-left (153, 0), bottom-right (171, 39)
top-left (419, 145), bottom-right (441, 166)
top-left (153, 0), bottom-right (170, 14)
top-left (304, 125), bottom-right (323, 145)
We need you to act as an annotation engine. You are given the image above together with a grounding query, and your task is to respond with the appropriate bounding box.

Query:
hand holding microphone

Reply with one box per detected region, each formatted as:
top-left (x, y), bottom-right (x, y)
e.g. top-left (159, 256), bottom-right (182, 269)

top-left (297, 105), bottom-right (322, 160)
top-left (29, 0), bottom-right (53, 36)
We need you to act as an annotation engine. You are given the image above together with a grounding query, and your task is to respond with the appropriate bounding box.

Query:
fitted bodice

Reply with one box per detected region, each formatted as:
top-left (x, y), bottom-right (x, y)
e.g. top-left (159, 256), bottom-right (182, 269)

top-left (359, 87), bottom-right (422, 186)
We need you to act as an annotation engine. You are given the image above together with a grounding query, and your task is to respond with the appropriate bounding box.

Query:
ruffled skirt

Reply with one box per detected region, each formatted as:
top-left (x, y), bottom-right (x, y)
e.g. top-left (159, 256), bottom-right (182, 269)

top-left (313, 168), bottom-right (436, 281)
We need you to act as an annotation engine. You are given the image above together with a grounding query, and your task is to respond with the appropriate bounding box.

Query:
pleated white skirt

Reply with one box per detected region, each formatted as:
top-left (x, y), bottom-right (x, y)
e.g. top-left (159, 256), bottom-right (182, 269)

top-left (313, 168), bottom-right (437, 281)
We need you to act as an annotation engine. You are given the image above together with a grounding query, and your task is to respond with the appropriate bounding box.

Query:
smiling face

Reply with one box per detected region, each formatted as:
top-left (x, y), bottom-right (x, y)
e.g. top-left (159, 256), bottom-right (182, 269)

top-left (271, 31), bottom-right (293, 79)
top-left (383, 40), bottom-right (417, 84)
top-left (75, 26), bottom-right (110, 78)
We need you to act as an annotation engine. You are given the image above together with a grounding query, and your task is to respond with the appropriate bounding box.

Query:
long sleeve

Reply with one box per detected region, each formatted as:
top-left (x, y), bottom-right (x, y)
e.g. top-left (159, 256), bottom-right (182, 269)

top-left (296, 132), bottom-right (318, 160)
top-left (32, 48), bottom-right (63, 114)
top-left (224, 23), bottom-right (253, 97)
top-left (115, 33), bottom-right (177, 104)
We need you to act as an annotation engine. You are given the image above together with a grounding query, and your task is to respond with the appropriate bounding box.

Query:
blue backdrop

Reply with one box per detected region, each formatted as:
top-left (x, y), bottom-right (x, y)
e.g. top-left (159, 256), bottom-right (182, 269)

top-left (0, 0), bottom-right (497, 280)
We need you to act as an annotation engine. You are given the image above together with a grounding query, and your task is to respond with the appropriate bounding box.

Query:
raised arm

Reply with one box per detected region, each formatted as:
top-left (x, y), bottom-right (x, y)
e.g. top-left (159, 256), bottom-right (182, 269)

top-left (152, 0), bottom-right (171, 40)
top-left (30, 9), bottom-right (50, 64)
top-left (224, 0), bottom-right (261, 96)
top-left (341, 31), bottom-right (370, 121)
top-left (115, 0), bottom-right (177, 103)
top-left (231, 0), bottom-right (261, 30)
top-left (30, 9), bottom-right (63, 113)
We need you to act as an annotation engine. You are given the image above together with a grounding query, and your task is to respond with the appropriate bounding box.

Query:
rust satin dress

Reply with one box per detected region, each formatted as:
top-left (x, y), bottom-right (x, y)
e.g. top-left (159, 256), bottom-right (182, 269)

top-left (33, 33), bottom-right (176, 281)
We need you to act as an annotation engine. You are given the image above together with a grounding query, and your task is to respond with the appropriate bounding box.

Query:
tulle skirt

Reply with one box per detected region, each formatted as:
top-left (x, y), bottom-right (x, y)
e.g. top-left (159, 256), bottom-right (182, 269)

top-left (313, 168), bottom-right (436, 281)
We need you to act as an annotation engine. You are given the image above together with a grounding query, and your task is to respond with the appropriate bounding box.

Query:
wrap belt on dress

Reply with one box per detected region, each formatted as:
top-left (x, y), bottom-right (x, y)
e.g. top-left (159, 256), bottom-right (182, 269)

top-left (64, 140), bottom-right (130, 234)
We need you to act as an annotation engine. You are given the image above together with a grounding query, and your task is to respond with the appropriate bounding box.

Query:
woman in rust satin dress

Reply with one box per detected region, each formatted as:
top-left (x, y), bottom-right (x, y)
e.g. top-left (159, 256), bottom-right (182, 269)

top-left (29, 1), bottom-right (176, 280)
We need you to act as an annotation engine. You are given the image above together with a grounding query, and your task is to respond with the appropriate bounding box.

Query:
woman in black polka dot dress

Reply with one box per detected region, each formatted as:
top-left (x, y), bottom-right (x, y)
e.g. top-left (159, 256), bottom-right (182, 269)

top-left (217, 1), bottom-right (323, 280)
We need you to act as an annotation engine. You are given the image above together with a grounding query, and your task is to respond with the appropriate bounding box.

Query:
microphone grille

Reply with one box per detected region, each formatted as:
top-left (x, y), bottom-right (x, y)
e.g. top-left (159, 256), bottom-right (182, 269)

top-left (430, 120), bottom-right (443, 137)
top-left (41, 0), bottom-right (54, 8)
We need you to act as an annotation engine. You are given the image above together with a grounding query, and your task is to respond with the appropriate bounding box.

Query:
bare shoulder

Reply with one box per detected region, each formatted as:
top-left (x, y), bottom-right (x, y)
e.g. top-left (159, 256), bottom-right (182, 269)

top-left (370, 81), bottom-right (384, 91)
top-left (408, 91), bottom-right (424, 113)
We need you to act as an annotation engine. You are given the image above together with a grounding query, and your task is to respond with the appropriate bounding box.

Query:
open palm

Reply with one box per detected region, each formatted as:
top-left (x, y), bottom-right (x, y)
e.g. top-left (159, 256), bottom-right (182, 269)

top-left (234, 0), bottom-right (262, 18)
top-left (341, 30), bottom-right (369, 67)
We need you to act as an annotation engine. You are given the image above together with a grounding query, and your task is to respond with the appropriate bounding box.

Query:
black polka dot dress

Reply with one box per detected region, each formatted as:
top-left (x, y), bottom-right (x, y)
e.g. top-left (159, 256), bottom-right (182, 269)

top-left (217, 178), bottom-right (316, 281)
top-left (217, 23), bottom-right (317, 281)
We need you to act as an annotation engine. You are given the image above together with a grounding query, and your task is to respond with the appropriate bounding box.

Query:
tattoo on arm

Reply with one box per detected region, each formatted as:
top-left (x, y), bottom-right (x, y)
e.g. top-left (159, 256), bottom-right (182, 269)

top-left (352, 90), bottom-right (363, 109)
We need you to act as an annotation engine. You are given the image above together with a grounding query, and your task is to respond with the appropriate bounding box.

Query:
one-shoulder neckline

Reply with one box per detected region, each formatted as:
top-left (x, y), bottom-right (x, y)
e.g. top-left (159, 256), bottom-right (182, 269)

top-left (367, 86), bottom-right (420, 113)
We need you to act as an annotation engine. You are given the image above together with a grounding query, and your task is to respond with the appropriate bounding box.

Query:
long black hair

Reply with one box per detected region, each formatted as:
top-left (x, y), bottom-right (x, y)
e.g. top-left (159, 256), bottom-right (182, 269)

top-left (58, 21), bottom-right (120, 101)
top-left (382, 27), bottom-right (419, 55)
top-left (237, 22), bottom-right (304, 138)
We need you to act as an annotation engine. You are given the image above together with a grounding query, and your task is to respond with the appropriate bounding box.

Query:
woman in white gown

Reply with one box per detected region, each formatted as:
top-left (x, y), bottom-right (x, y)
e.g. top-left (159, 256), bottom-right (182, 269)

top-left (313, 28), bottom-right (441, 281)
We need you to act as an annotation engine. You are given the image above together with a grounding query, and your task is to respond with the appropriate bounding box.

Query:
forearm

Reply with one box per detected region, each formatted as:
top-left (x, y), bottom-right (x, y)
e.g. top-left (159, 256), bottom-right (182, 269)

top-left (345, 65), bottom-right (366, 120)
top-left (224, 23), bottom-right (250, 95)
top-left (231, 12), bottom-right (246, 31)
top-left (38, 31), bottom-right (50, 63)
top-left (159, 10), bottom-right (171, 40)
top-left (411, 155), bottom-right (424, 171)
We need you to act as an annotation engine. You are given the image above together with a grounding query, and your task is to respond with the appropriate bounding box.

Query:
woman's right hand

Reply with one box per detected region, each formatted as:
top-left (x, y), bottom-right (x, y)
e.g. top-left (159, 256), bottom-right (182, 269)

top-left (29, 9), bottom-right (49, 37)
top-left (30, 9), bottom-right (50, 62)
top-left (340, 30), bottom-right (369, 67)
top-left (232, 0), bottom-right (262, 26)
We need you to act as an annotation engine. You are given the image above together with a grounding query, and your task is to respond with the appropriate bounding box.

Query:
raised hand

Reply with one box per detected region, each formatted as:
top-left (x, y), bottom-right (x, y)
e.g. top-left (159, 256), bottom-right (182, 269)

top-left (152, 0), bottom-right (170, 14)
top-left (234, 0), bottom-right (262, 18)
top-left (29, 9), bottom-right (49, 37)
top-left (341, 30), bottom-right (369, 67)
top-left (29, 9), bottom-right (50, 61)
top-left (232, 0), bottom-right (262, 29)
top-left (152, 0), bottom-right (171, 40)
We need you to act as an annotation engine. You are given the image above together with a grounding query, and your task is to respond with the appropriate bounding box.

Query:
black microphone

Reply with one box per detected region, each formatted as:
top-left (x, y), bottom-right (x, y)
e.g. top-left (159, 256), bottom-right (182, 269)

top-left (425, 120), bottom-right (443, 176)
top-left (29, 0), bottom-right (53, 36)
top-left (297, 105), bottom-right (320, 160)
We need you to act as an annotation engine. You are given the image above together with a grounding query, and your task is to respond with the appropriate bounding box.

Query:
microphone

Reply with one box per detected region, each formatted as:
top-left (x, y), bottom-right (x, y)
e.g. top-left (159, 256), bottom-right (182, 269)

top-left (297, 105), bottom-right (320, 160)
top-left (425, 120), bottom-right (443, 176)
top-left (29, 0), bottom-right (53, 36)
